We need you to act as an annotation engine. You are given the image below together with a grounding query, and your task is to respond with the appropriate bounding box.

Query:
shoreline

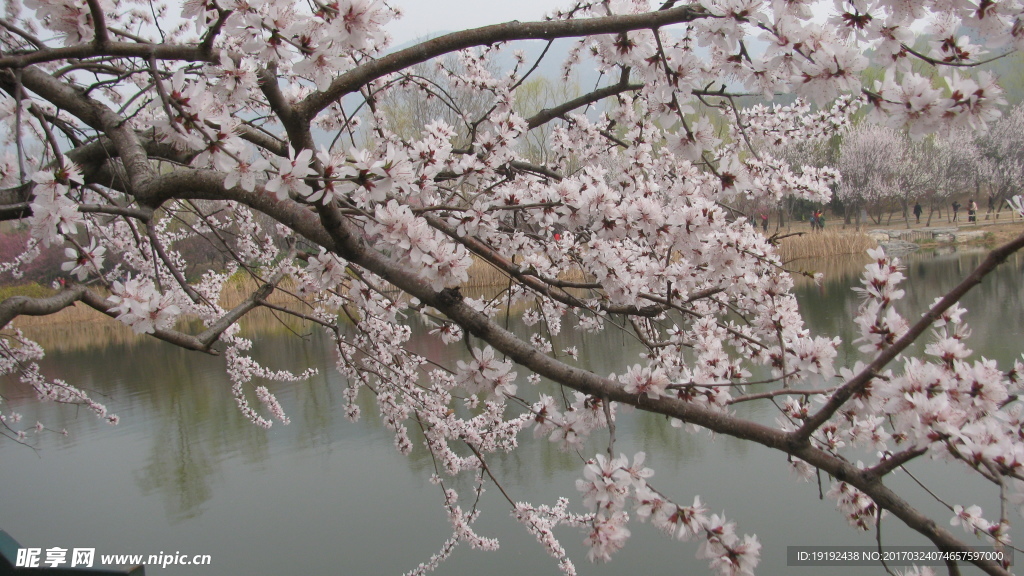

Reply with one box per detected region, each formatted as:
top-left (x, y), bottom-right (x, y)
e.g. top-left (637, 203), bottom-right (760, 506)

top-left (3, 220), bottom-right (1021, 333)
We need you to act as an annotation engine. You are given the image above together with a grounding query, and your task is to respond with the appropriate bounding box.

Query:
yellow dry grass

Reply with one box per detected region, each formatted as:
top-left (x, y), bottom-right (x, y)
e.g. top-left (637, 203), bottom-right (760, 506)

top-left (4, 273), bottom-right (304, 329)
top-left (460, 254), bottom-right (590, 289)
top-left (4, 275), bottom-right (318, 352)
top-left (776, 231), bottom-right (877, 262)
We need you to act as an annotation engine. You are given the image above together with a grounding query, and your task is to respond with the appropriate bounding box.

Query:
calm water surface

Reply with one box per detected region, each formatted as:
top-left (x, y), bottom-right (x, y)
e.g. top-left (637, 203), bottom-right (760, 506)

top-left (1, 248), bottom-right (1022, 576)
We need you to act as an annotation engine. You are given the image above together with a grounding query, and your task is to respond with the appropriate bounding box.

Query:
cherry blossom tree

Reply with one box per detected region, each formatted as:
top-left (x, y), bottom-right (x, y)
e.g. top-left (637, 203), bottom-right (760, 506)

top-left (743, 97), bottom-right (848, 229)
top-left (977, 102), bottom-right (1024, 218)
top-left (838, 123), bottom-right (982, 228)
top-left (2, 1), bottom-right (1024, 576)
top-left (920, 128), bottom-right (983, 225)
top-left (837, 123), bottom-right (903, 228)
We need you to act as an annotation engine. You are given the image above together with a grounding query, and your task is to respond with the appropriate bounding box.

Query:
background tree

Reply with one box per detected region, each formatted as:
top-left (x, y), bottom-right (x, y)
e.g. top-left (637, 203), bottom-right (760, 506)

top-left (920, 129), bottom-right (983, 225)
top-left (838, 123), bottom-right (904, 229)
top-left (513, 74), bottom-right (582, 166)
top-left (744, 98), bottom-right (848, 230)
top-left (1, 2), bottom-right (1024, 576)
top-left (836, 125), bottom-right (982, 228)
top-left (977, 102), bottom-right (1024, 218)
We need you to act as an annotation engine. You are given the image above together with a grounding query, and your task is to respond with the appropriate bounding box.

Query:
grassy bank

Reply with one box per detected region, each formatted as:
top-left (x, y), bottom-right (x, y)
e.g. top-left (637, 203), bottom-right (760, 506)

top-left (0, 229), bottom-right (887, 335)
top-left (919, 220), bottom-right (1024, 248)
top-left (1, 273), bottom-right (308, 330)
top-left (0, 283), bottom-right (101, 326)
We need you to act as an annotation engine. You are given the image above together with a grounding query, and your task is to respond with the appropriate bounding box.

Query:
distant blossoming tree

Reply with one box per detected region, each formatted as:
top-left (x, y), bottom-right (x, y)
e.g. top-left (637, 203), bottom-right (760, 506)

top-left (2, 1), bottom-right (1024, 575)
top-left (838, 123), bottom-right (905, 227)
top-left (921, 128), bottom-right (983, 225)
top-left (978, 102), bottom-right (1024, 215)
top-left (838, 124), bottom-right (981, 228)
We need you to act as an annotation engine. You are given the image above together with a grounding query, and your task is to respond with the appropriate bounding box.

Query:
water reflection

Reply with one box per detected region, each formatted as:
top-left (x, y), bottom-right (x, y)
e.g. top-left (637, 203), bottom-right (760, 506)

top-left (0, 248), bottom-right (1021, 576)
top-left (793, 248), bottom-right (1024, 366)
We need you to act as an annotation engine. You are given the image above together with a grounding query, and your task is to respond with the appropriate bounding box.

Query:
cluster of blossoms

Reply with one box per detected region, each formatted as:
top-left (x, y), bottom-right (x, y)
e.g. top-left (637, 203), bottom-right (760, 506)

top-left (455, 346), bottom-right (518, 400)
top-left (570, 452), bottom-right (760, 575)
top-left (0, 330), bottom-right (114, 439)
top-left (852, 247), bottom-right (910, 352)
top-left (27, 166), bottom-right (84, 247)
top-left (225, 336), bottom-right (312, 429)
top-left (107, 276), bottom-right (182, 335)
top-left (741, 96), bottom-right (861, 147)
top-left (530, 392), bottom-right (614, 453)
top-left (367, 200), bottom-right (473, 290)
top-left (301, 248), bottom-right (349, 293)
top-left (405, 478), bottom-right (500, 576)
top-left (827, 480), bottom-right (884, 531)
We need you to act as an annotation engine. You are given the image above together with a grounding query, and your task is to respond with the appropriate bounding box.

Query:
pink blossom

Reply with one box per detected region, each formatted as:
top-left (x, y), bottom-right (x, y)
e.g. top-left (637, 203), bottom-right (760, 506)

top-left (617, 364), bottom-right (670, 399)
top-left (583, 511), bottom-right (630, 563)
top-left (61, 241), bottom-right (106, 281)
top-left (107, 276), bottom-right (181, 334)
top-left (266, 147), bottom-right (315, 201)
top-left (950, 504), bottom-right (990, 535)
top-left (576, 453), bottom-right (630, 509)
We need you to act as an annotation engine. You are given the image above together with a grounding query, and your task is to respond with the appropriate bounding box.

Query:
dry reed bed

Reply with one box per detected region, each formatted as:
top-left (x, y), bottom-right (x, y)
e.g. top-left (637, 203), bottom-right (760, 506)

top-left (460, 255), bottom-right (590, 289)
top-left (7, 275), bottom-right (304, 328)
top-left (786, 253), bottom-right (875, 288)
top-left (5, 260), bottom-right (540, 350)
top-left (8, 234), bottom-right (875, 346)
top-left (776, 231), bottom-right (877, 262)
top-left (7, 277), bottom-right (315, 352)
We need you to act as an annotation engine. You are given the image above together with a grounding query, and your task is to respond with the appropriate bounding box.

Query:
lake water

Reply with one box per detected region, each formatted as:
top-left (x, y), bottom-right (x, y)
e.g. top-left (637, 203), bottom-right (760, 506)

top-left (1, 247), bottom-right (1022, 576)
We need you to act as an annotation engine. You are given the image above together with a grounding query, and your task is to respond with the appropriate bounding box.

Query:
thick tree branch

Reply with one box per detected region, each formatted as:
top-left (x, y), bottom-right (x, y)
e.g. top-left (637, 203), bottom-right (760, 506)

top-left (79, 203), bottom-right (153, 219)
top-left (317, 202), bottom-right (1010, 576)
top-left (0, 287), bottom-right (91, 329)
top-left (0, 41), bottom-right (216, 69)
top-left (144, 168), bottom-right (337, 251)
top-left (298, 4), bottom-right (712, 116)
top-left (0, 288), bottom-right (218, 354)
top-left (191, 263), bottom-right (291, 346)
top-left (2, 66), bottom-right (155, 197)
top-left (85, 0), bottom-right (110, 47)
top-left (525, 79), bottom-right (643, 129)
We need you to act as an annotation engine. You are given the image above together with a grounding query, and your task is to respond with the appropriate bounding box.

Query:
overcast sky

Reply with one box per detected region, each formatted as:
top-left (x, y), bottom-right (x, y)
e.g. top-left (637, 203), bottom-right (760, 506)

top-left (386, 1), bottom-right (837, 46)
top-left (387, 1), bottom-right (583, 45)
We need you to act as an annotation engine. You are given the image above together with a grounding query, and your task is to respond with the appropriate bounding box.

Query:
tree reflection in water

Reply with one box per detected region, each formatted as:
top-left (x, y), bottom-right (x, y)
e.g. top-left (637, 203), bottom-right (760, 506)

top-left (0, 248), bottom-right (1021, 575)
